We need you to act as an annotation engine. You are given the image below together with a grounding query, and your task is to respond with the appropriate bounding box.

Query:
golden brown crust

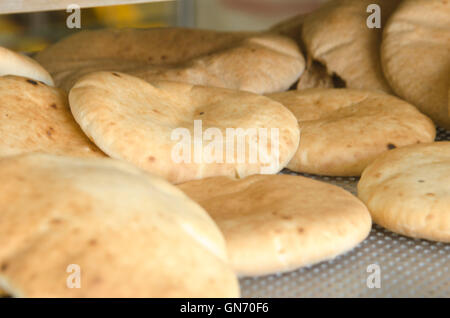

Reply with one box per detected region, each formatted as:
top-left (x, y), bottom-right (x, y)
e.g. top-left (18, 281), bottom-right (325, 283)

top-left (0, 46), bottom-right (54, 86)
top-left (302, 0), bottom-right (402, 92)
top-left (358, 142), bottom-right (450, 242)
top-left (0, 154), bottom-right (239, 297)
top-left (0, 76), bottom-right (104, 158)
top-left (382, 0), bottom-right (450, 128)
top-left (267, 88), bottom-right (436, 176)
top-left (178, 174), bottom-right (372, 276)
top-left (36, 28), bottom-right (305, 94)
top-left (69, 72), bottom-right (300, 184)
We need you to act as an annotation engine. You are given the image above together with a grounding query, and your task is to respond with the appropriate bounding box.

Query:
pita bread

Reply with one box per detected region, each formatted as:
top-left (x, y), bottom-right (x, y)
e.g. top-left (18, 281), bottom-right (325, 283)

top-left (36, 28), bottom-right (252, 69)
top-left (178, 174), bottom-right (372, 276)
top-left (0, 46), bottom-right (54, 86)
top-left (0, 153), bottom-right (239, 297)
top-left (381, 0), bottom-right (450, 129)
top-left (270, 13), bottom-right (306, 49)
top-left (69, 72), bottom-right (300, 184)
top-left (302, 0), bottom-right (402, 92)
top-left (270, 14), bottom-right (335, 91)
top-left (267, 89), bottom-right (436, 176)
top-left (36, 28), bottom-right (305, 93)
top-left (0, 76), bottom-right (104, 158)
top-left (358, 142), bottom-right (450, 242)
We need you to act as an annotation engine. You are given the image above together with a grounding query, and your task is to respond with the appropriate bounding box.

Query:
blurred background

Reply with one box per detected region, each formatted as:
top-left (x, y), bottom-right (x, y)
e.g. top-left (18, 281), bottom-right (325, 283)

top-left (0, 0), bottom-right (328, 53)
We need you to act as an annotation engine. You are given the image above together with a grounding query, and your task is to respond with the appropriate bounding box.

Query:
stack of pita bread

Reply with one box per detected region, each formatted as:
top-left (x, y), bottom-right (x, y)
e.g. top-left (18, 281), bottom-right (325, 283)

top-left (0, 0), bottom-right (449, 298)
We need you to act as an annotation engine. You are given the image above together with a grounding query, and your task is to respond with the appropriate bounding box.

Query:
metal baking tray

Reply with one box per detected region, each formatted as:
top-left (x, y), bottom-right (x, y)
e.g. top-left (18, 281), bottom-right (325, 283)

top-left (240, 128), bottom-right (450, 298)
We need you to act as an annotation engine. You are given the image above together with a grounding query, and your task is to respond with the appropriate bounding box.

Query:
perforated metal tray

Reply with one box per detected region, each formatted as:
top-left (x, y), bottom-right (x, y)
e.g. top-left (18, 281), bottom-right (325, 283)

top-left (240, 128), bottom-right (450, 298)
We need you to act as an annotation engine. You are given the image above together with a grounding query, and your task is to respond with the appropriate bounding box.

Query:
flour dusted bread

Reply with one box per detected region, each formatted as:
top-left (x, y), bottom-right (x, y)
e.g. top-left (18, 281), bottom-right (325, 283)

top-left (267, 89), bottom-right (436, 176)
top-left (36, 28), bottom-right (304, 93)
top-left (382, 0), bottom-right (450, 129)
top-left (0, 153), bottom-right (239, 297)
top-left (302, 0), bottom-right (402, 92)
top-left (178, 174), bottom-right (372, 276)
top-left (358, 142), bottom-right (450, 242)
top-left (0, 76), bottom-right (104, 158)
top-left (69, 72), bottom-right (300, 184)
top-left (0, 46), bottom-right (53, 86)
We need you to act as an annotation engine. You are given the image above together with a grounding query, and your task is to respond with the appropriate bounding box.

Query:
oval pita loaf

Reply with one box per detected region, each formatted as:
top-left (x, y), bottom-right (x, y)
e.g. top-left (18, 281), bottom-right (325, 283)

top-left (69, 72), bottom-right (300, 184)
top-left (0, 76), bottom-right (104, 158)
top-left (267, 89), bottom-right (436, 176)
top-left (0, 153), bottom-right (239, 297)
top-left (358, 142), bottom-right (450, 242)
top-left (0, 46), bottom-right (54, 86)
top-left (178, 174), bottom-right (372, 276)
top-left (36, 28), bottom-right (305, 94)
top-left (302, 0), bottom-right (402, 92)
top-left (381, 0), bottom-right (450, 129)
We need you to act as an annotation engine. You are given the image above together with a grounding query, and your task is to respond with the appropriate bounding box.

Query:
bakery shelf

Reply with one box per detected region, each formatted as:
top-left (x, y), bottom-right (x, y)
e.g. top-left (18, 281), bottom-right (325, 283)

top-left (0, 0), bottom-right (173, 15)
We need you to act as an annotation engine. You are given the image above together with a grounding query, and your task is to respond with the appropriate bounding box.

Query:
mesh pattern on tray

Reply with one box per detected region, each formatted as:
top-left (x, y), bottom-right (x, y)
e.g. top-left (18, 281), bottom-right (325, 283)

top-left (239, 128), bottom-right (450, 298)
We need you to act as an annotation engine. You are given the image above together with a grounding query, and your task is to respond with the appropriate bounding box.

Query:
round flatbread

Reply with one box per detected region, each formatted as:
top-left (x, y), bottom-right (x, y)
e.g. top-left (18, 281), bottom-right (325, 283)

top-left (270, 12), bottom-right (306, 49)
top-left (382, 0), bottom-right (450, 129)
top-left (269, 13), bottom-right (335, 90)
top-left (0, 153), bottom-right (239, 297)
top-left (358, 142), bottom-right (450, 242)
top-left (302, 0), bottom-right (402, 92)
top-left (36, 28), bottom-right (305, 94)
top-left (69, 72), bottom-right (300, 184)
top-left (0, 46), bottom-right (54, 86)
top-left (178, 174), bottom-right (372, 276)
top-left (36, 28), bottom-right (252, 69)
top-left (267, 89), bottom-right (436, 176)
top-left (0, 75), bottom-right (104, 158)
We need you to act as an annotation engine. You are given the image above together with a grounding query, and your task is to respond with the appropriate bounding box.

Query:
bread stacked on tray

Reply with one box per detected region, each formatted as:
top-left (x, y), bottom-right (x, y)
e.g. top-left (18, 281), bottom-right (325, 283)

top-left (0, 0), bottom-right (449, 298)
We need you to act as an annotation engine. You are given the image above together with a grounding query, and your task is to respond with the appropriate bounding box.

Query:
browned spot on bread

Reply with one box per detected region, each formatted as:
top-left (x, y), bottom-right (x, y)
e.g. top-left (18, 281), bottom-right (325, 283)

top-left (426, 193), bottom-right (435, 197)
top-left (50, 103), bottom-right (57, 109)
top-left (282, 215), bottom-right (292, 220)
top-left (387, 143), bottom-right (397, 150)
top-left (88, 239), bottom-right (97, 246)
top-left (297, 227), bottom-right (304, 233)
top-left (50, 218), bottom-right (63, 225)
top-left (148, 156), bottom-right (156, 162)
top-left (46, 127), bottom-right (55, 138)
top-left (199, 112), bottom-right (205, 115)
top-left (152, 109), bottom-right (160, 114)
top-left (112, 73), bottom-right (120, 77)
top-left (161, 55), bottom-right (168, 60)
top-left (1, 262), bottom-right (8, 271)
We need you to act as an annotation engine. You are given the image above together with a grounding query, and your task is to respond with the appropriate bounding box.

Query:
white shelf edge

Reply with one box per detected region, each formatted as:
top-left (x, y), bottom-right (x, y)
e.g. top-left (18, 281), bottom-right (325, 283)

top-left (0, 0), bottom-right (173, 15)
